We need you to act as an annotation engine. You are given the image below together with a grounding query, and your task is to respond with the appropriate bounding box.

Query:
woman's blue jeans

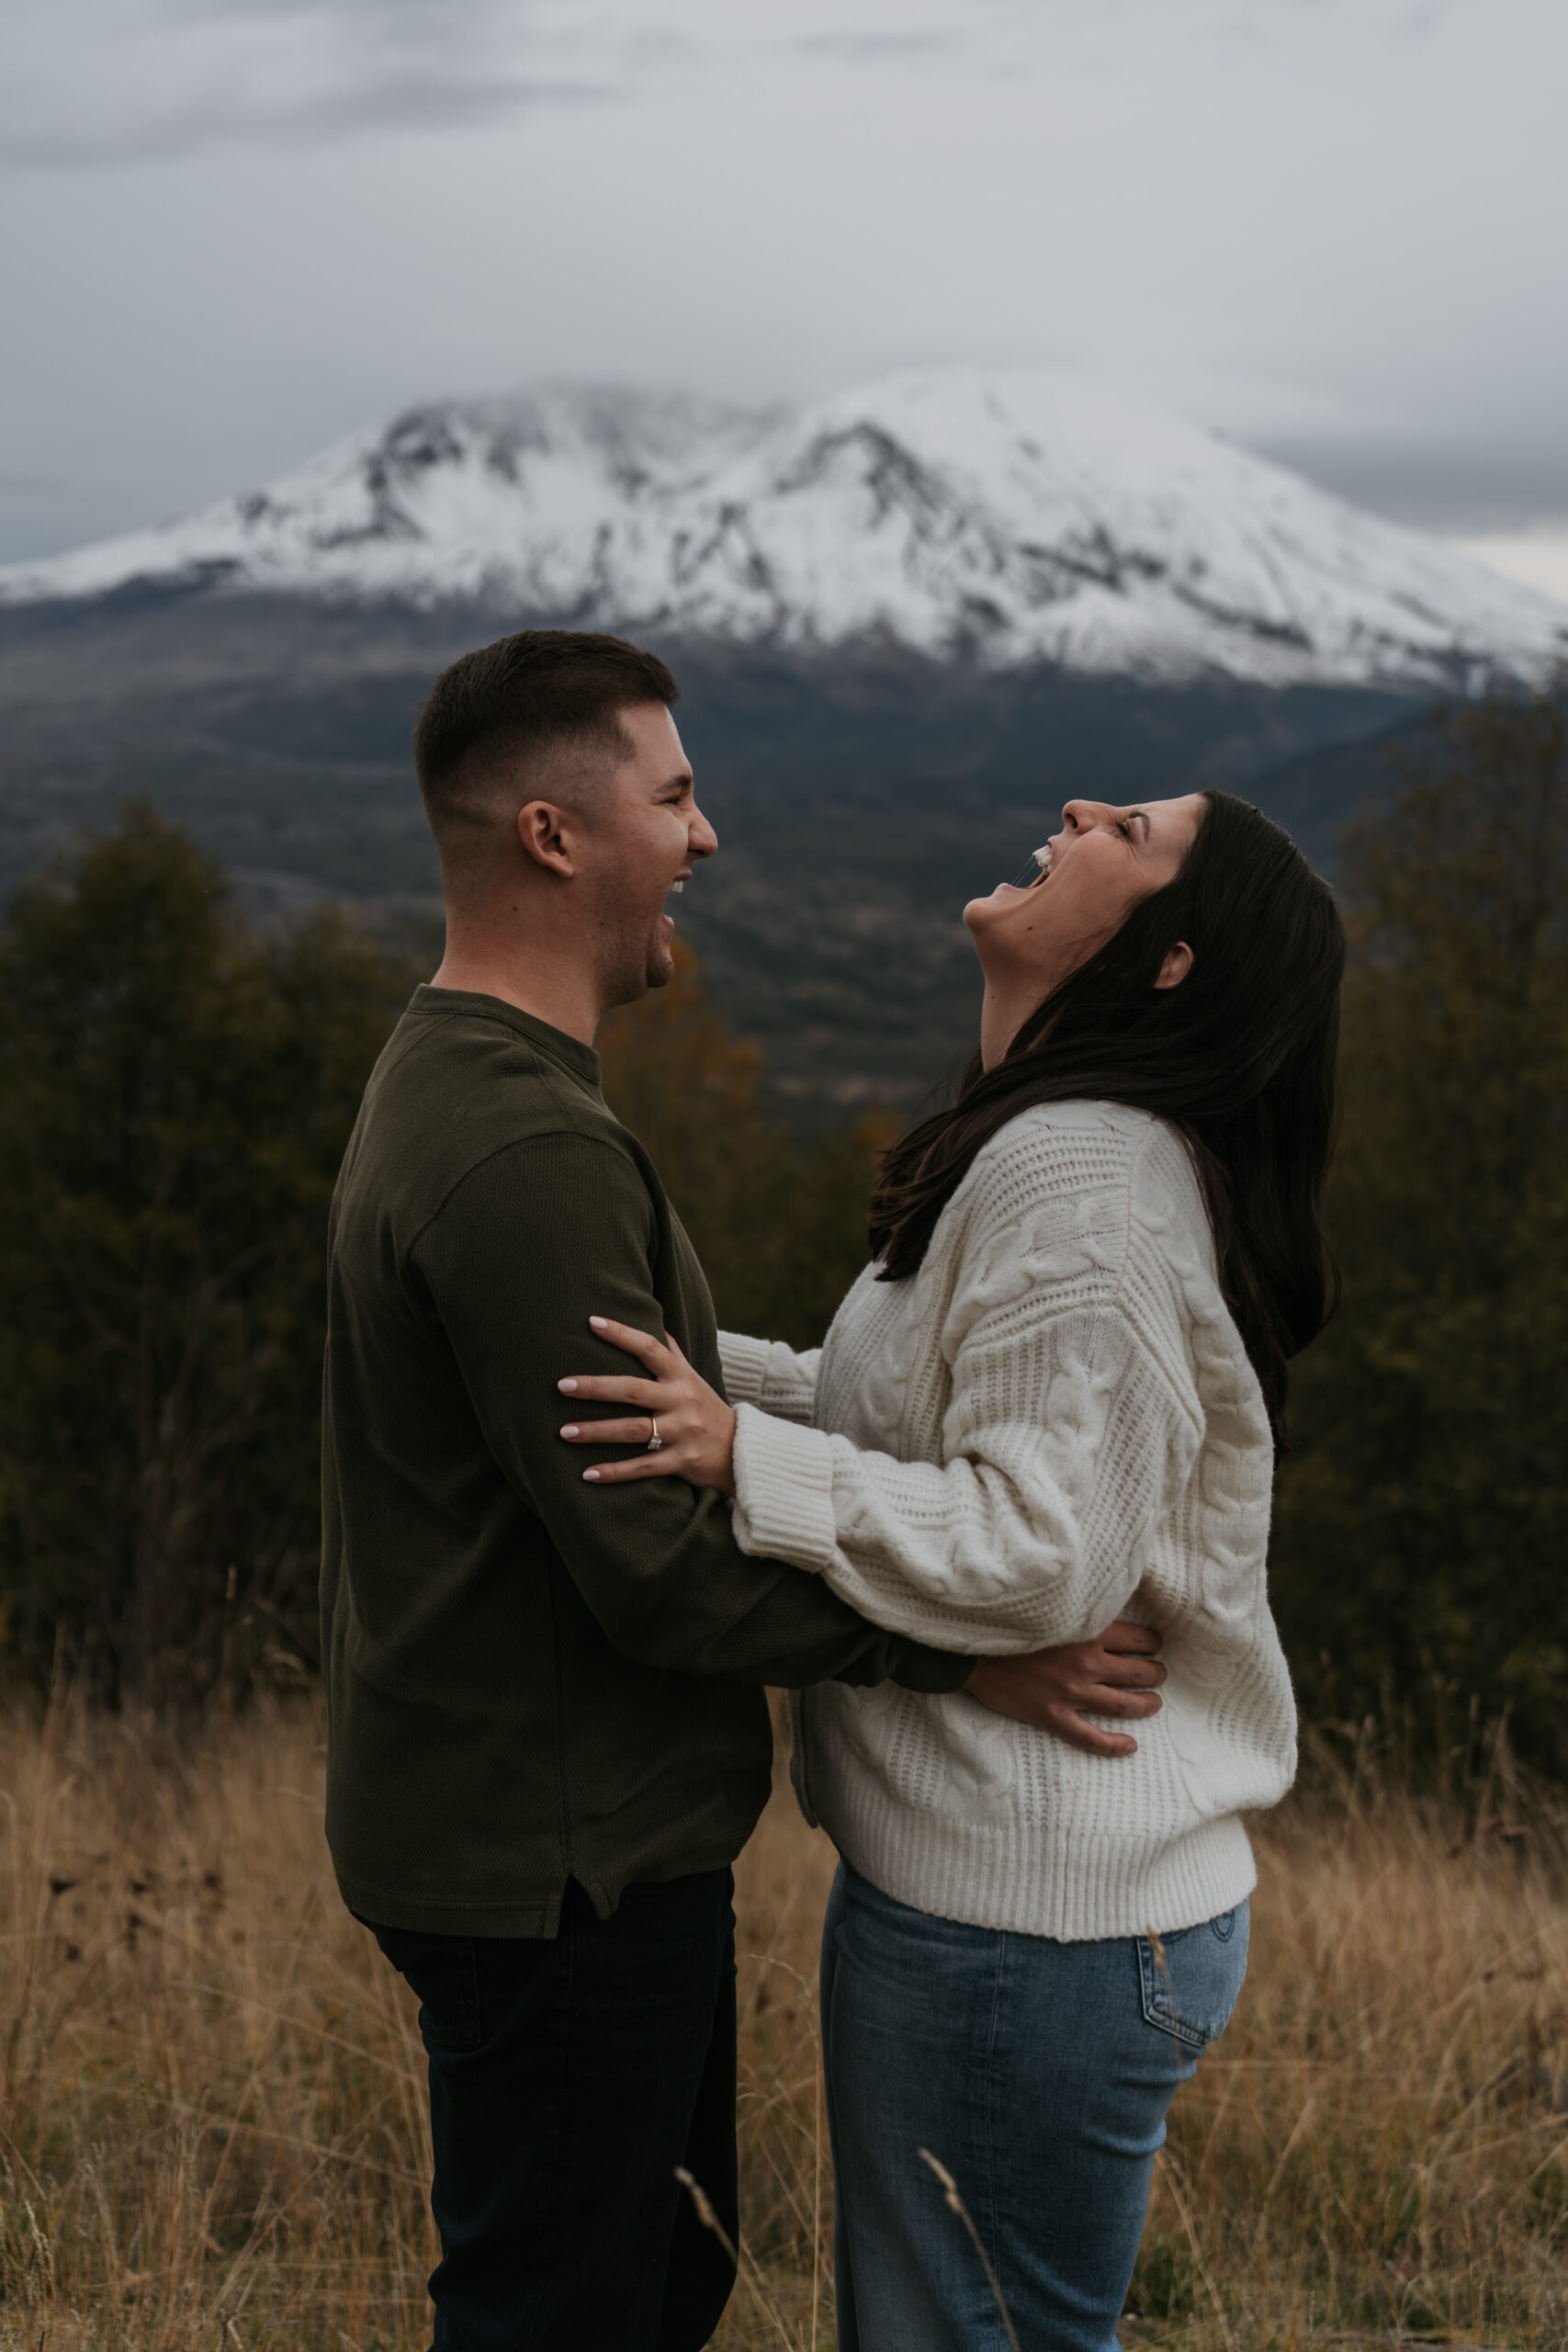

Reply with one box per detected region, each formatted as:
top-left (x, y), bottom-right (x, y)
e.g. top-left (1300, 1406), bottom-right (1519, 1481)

top-left (820, 1861), bottom-right (1248, 2352)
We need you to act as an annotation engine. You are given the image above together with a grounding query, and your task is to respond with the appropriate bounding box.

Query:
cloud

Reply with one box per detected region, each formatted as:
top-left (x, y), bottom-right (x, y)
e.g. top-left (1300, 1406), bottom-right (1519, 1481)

top-left (785, 31), bottom-right (966, 60)
top-left (5, 0), bottom-right (1353, 177)
top-left (163, 0), bottom-right (500, 22)
top-left (0, 80), bottom-right (608, 169)
top-left (0, 0), bottom-right (611, 167)
top-left (0, 0), bottom-right (1287, 172)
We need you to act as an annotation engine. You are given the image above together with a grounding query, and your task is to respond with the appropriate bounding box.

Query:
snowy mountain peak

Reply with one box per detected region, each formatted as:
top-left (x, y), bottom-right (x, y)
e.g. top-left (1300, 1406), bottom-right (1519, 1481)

top-left (5, 368), bottom-right (1564, 689)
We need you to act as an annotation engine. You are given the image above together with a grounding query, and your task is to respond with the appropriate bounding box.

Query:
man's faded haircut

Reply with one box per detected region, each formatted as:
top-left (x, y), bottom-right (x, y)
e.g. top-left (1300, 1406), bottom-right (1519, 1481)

top-left (413, 629), bottom-right (680, 834)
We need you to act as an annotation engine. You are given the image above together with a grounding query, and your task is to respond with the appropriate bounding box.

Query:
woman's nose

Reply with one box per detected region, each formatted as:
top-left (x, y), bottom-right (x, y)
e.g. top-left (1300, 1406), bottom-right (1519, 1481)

top-left (1061, 798), bottom-right (1104, 834)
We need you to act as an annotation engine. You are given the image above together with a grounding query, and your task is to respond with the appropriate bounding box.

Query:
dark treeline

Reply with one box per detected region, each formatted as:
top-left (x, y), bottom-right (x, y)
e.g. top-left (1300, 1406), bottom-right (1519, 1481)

top-left (0, 808), bottom-right (412, 1704)
top-left (0, 696), bottom-right (1562, 1761)
top-left (1272, 692), bottom-right (1568, 1767)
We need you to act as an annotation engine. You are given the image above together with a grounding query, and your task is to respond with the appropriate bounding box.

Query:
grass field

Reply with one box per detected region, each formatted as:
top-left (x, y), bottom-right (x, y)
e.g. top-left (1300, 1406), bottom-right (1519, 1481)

top-left (0, 1697), bottom-right (1563, 2348)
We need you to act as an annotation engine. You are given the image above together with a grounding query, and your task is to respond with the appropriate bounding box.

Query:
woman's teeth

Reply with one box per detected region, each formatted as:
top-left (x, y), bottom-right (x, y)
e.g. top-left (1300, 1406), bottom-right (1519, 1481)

top-left (1006, 843), bottom-right (1055, 891)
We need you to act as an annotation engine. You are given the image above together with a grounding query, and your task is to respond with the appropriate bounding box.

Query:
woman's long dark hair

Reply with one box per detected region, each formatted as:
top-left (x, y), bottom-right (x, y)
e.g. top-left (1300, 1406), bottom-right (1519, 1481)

top-left (868, 793), bottom-right (1347, 1442)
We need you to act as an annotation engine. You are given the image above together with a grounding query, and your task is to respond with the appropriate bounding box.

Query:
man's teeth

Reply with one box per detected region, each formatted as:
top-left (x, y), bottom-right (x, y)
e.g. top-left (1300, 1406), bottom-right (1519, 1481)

top-left (671, 881), bottom-right (684, 895)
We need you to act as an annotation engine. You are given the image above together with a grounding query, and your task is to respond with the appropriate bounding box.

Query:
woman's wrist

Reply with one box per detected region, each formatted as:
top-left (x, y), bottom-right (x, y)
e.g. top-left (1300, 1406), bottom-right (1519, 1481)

top-left (730, 1406), bottom-right (838, 1569)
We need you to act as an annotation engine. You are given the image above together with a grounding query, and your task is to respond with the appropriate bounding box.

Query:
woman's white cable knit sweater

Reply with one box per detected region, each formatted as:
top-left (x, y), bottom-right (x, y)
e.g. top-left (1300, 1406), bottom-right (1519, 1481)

top-left (718, 1100), bottom-right (1297, 1943)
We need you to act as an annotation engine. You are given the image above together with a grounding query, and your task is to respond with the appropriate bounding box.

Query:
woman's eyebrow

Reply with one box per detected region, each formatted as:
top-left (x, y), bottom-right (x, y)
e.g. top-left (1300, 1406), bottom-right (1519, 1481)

top-left (1128, 810), bottom-right (1151, 839)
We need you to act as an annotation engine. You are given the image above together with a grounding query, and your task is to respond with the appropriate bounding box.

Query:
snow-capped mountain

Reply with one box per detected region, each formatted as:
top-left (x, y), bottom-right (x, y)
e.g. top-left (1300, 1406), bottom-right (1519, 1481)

top-left (6, 370), bottom-right (1565, 690)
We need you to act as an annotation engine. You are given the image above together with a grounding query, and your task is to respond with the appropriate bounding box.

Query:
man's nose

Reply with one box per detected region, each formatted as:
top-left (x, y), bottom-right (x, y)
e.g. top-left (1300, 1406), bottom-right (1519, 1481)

top-left (688, 802), bottom-right (718, 859)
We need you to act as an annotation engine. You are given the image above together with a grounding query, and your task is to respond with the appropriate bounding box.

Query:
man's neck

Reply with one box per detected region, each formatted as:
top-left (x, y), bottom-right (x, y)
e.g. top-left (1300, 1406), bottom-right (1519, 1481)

top-left (428, 947), bottom-right (603, 1047)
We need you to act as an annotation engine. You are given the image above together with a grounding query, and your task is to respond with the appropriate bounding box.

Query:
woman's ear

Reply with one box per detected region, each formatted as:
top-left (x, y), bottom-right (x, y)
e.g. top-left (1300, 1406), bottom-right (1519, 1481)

top-left (1154, 942), bottom-right (1194, 991)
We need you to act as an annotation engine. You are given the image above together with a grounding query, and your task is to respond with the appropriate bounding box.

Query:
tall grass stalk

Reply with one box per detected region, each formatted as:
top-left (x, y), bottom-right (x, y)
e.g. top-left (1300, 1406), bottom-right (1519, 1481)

top-left (0, 1697), bottom-right (1563, 2346)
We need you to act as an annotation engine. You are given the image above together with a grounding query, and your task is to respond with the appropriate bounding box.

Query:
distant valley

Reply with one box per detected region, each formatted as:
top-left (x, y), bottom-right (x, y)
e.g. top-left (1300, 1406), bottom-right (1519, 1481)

top-left (0, 589), bottom-right (1426, 1110)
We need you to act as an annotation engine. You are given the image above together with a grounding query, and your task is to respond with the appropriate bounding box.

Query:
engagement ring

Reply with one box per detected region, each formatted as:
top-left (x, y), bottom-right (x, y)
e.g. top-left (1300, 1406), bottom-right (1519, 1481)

top-left (646, 1419), bottom-right (662, 1453)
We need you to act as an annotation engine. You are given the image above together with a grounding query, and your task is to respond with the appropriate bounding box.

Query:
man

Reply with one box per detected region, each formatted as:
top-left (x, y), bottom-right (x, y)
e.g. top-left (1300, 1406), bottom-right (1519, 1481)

top-left (320, 630), bottom-right (1164, 2351)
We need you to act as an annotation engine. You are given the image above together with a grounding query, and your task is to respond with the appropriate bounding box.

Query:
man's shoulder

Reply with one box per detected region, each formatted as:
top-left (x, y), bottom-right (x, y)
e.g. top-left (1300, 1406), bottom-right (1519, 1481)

top-left (342, 997), bottom-right (638, 1233)
top-left (378, 997), bottom-right (610, 1124)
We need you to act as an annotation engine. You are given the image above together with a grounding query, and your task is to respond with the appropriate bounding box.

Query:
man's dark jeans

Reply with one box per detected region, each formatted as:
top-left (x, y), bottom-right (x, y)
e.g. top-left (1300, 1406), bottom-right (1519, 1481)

top-left (368, 1869), bottom-right (739, 2352)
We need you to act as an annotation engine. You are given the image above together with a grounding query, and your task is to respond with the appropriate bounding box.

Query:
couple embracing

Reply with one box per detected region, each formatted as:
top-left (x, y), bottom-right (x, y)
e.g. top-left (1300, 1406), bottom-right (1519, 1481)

top-left (321, 629), bottom-right (1344, 2351)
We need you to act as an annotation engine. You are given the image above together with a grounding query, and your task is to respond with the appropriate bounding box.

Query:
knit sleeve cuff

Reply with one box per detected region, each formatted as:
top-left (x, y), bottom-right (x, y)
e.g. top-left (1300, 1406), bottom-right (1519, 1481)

top-left (730, 1404), bottom-right (839, 1573)
top-left (716, 1330), bottom-right (772, 1408)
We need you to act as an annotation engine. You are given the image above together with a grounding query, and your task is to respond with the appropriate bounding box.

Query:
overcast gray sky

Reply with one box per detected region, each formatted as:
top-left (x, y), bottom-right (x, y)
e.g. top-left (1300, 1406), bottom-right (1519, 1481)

top-left (4, 0), bottom-right (1565, 563)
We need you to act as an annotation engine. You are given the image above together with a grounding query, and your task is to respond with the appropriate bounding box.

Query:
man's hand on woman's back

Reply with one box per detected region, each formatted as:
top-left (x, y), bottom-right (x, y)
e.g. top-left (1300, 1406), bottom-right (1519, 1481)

top-left (965, 1623), bottom-right (1166, 1758)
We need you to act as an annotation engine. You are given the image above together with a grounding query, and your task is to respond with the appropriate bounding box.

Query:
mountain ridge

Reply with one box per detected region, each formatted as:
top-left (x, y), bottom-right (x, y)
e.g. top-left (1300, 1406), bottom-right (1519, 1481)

top-left (6, 369), bottom-right (1564, 691)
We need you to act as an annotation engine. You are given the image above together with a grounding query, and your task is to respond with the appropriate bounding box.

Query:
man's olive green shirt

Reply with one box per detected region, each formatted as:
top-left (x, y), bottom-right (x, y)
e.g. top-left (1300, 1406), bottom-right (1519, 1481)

top-left (321, 986), bottom-right (971, 1937)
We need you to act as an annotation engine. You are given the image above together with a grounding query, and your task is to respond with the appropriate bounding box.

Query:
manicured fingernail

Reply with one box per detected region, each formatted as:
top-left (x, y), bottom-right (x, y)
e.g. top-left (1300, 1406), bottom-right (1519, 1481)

top-left (583, 1468), bottom-right (601, 1482)
top-left (589, 1317), bottom-right (608, 1329)
top-left (558, 1379), bottom-right (578, 1393)
top-left (560, 1425), bottom-right (580, 1439)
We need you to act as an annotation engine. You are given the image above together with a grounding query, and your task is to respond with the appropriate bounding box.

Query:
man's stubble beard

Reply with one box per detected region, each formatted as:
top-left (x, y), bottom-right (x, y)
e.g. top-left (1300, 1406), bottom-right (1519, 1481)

top-left (645, 928), bottom-right (674, 992)
top-left (590, 903), bottom-right (673, 1014)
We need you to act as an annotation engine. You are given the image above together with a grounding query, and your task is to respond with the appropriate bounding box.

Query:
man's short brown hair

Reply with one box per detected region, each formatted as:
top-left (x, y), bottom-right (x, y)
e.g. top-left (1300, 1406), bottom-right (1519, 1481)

top-left (413, 630), bottom-right (680, 829)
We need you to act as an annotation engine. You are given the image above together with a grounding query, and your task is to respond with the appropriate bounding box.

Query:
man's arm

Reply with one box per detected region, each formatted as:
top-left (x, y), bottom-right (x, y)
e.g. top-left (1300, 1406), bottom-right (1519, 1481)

top-left (412, 1132), bottom-right (971, 1693)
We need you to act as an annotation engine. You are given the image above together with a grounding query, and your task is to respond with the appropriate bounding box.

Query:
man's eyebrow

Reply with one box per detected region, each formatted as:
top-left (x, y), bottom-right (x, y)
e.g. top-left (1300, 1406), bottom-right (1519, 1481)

top-left (660, 768), bottom-right (694, 793)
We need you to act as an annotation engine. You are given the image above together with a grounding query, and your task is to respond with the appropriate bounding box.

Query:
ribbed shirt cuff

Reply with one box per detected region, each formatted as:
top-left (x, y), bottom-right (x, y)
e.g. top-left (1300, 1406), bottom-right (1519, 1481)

top-left (716, 1329), bottom-right (772, 1408)
top-left (731, 1404), bottom-right (838, 1572)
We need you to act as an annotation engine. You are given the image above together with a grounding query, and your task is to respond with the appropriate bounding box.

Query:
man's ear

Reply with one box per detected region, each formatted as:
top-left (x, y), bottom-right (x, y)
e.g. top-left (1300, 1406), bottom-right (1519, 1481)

top-left (1154, 941), bottom-right (1194, 990)
top-left (517, 799), bottom-right (578, 879)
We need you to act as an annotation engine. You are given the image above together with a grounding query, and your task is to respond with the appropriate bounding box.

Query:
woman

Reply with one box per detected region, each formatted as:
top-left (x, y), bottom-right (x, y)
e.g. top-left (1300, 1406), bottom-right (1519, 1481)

top-left (558, 790), bottom-right (1345, 2351)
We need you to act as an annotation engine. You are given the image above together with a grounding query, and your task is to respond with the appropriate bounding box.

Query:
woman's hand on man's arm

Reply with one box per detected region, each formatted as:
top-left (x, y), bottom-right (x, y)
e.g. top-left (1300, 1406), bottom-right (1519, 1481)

top-left (966, 1623), bottom-right (1167, 1758)
top-left (558, 1316), bottom-right (739, 1496)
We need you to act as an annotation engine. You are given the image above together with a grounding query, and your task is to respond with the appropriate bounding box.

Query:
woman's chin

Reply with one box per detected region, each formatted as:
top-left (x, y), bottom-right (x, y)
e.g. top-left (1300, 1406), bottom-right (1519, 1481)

top-left (964, 885), bottom-right (1021, 933)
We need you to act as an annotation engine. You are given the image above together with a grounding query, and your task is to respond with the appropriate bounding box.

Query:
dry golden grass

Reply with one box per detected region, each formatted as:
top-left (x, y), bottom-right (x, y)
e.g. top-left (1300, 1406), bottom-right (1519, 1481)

top-left (0, 1699), bottom-right (1564, 2348)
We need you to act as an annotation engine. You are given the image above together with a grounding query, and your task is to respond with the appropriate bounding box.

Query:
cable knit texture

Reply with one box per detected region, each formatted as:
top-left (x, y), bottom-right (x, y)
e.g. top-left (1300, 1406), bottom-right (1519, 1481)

top-left (718, 1101), bottom-right (1297, 1941)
